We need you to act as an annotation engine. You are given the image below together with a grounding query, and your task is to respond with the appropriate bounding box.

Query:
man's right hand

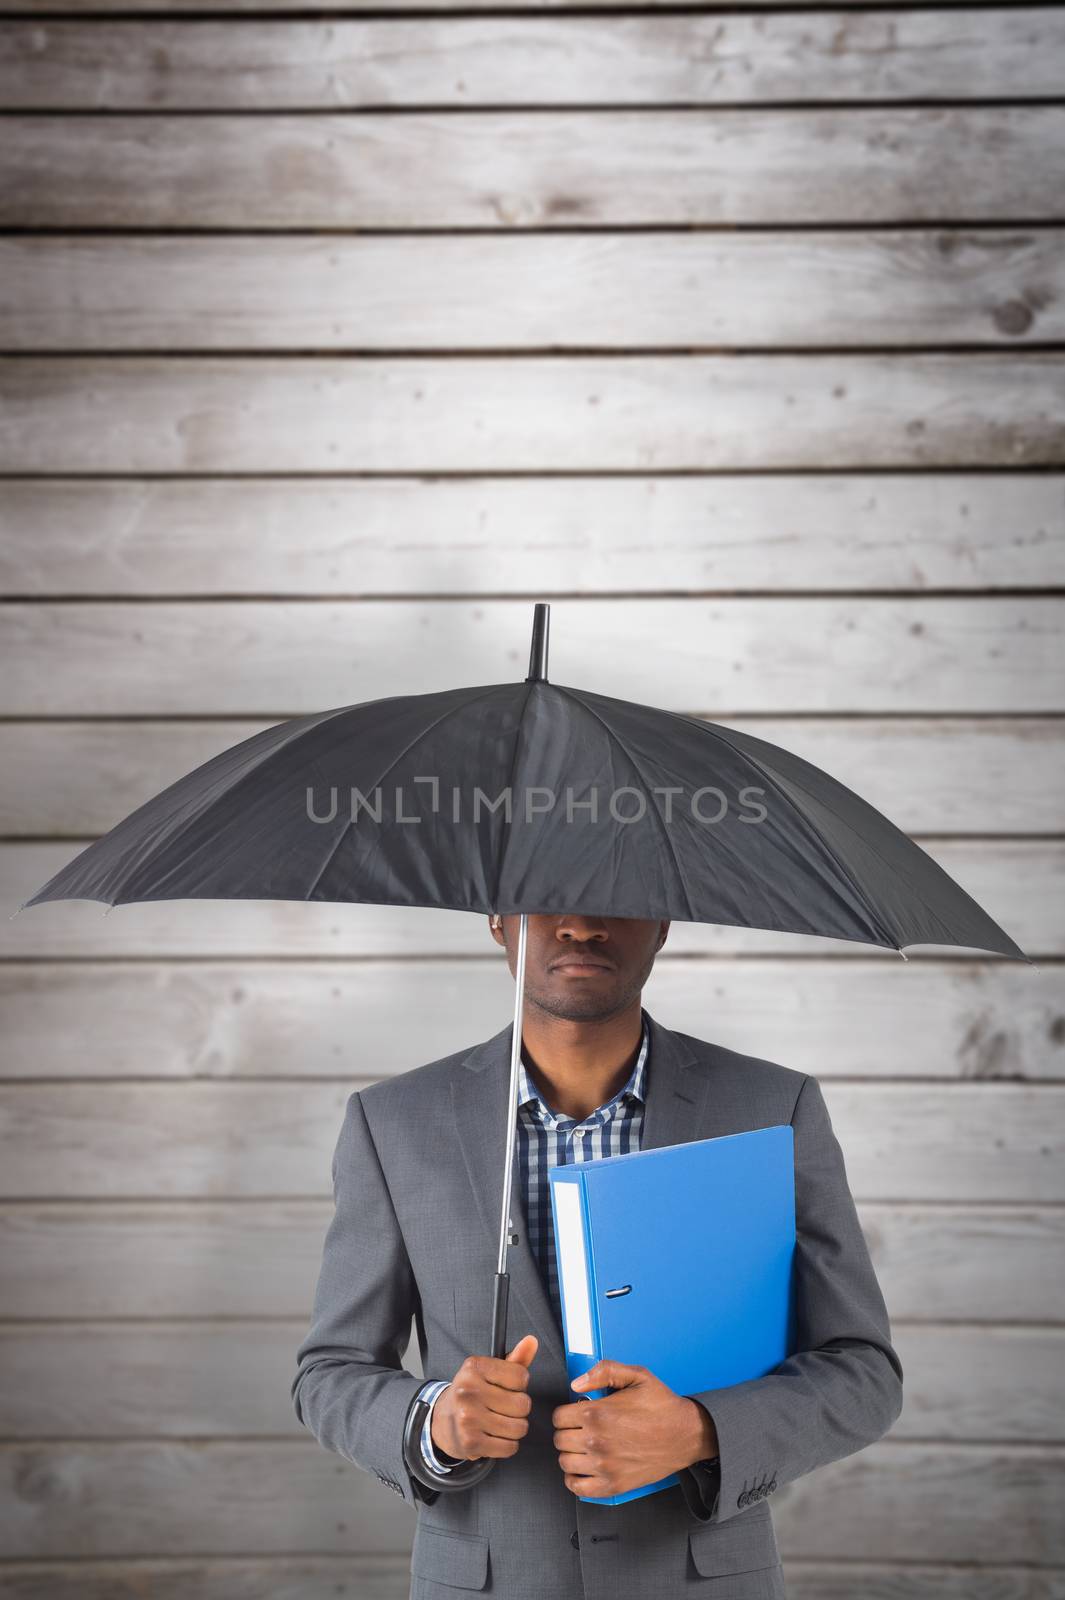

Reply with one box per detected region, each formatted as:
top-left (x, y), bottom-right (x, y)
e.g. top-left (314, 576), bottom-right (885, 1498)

top-left (430, 1334), bottom-right (538, 1462)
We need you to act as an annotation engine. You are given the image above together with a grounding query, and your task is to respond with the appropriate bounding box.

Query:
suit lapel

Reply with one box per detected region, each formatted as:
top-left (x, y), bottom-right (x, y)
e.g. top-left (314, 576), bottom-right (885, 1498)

top-left (450, 1006), bottom-right (715, 1382)
top-left (639, 1008), bottom-right (710, 1153)
top-left (451, 1018), bottom-right (568, 1375)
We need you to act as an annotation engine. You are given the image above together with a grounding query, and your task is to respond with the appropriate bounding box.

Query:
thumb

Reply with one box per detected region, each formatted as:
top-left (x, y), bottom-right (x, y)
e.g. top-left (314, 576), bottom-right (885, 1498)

top-left (506, 1333), bottom-right (539, 1367)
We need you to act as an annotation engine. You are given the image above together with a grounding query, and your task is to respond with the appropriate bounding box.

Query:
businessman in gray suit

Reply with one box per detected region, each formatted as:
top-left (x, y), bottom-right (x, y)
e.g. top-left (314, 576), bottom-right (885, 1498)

top-left (292, 912), bottom-right (903, 1598)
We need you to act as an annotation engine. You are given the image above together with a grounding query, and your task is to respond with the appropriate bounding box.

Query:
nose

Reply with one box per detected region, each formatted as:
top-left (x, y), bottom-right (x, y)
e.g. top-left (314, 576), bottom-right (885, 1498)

top-left (555, 915), bottom-right (609, 942)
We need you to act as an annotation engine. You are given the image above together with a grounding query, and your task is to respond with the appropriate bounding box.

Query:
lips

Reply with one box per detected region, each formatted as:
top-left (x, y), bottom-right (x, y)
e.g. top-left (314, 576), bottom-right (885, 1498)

top-left (551, 956), bottom-right (615, 972)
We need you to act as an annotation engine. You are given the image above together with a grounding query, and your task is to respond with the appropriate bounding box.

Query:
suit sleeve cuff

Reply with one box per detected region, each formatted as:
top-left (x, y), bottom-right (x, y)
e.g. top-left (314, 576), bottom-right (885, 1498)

top-left (676, 1456), bottom-right (721, 1523)
top-left (419, 1380), bottom-right (456, 1473)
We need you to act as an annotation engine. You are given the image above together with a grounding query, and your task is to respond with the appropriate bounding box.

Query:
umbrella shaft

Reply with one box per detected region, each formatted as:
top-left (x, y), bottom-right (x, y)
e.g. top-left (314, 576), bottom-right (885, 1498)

top-left (495, 912), bottom-right (528, 1294)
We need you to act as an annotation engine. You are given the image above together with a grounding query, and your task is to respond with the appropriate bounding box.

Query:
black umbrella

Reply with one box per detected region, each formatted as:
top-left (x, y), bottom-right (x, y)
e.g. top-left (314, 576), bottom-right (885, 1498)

top-left (15, 604), bottom-right (1028, 959)
top-left (14, 602), bottom-right (1029, 1491)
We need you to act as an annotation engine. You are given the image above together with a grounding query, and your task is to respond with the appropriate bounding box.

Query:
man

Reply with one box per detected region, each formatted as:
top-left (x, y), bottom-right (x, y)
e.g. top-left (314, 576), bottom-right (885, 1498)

top-left (292, 912), bottom-right (903, 1599)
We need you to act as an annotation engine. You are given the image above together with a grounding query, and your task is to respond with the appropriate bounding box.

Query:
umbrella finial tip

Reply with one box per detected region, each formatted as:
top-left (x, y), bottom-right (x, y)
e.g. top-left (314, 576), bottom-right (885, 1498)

top-left (525, 603), bottom-right (550, 684)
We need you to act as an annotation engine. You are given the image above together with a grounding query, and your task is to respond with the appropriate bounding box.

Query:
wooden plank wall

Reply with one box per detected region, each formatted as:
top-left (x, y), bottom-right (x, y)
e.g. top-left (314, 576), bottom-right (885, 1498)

top-left (1, 0), bottom-right (1063, 1593)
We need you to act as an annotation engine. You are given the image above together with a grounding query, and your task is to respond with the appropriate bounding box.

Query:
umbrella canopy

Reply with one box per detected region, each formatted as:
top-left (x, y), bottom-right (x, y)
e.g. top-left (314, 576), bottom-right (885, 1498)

top-left (17, 606), bottom-right (1027, 963)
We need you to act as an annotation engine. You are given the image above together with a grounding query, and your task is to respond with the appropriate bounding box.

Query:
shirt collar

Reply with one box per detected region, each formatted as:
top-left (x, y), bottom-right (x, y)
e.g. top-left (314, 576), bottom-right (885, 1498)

top-left (517, 1013), bottom-right (649, 1126)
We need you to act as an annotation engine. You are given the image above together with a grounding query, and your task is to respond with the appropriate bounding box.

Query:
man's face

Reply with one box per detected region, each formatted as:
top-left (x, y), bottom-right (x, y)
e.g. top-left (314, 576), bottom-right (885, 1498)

top-left (488, 912), bottom-right (669, 1023)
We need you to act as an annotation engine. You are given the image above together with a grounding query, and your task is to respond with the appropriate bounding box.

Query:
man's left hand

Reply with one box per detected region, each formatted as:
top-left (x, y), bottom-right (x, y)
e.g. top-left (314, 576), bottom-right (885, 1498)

top-left (551, 1360), bottom-right (717, 1498)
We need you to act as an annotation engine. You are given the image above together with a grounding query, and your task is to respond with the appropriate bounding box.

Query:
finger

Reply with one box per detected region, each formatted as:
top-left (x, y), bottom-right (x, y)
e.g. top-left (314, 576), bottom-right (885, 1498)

top-left (482, 1388), bottom-right (533, 1419)
top-left (571, 1360), bottom-right (641, 1392)
top-left (563, 1470), bottom-right (605, 1496)
top-left (479, 1356), bottom-right (533, 1391)
top-left (553, 1427), bottom-right (594, 1452)
top-left (477, 1411), bottom-right (529, 1442)
top-left (552, 1401), bottom-right (592, 1429)
top-left (459, 1355), bottom-right (528, 1393)
top-left (469, 1432), bottom-right (520, 1459)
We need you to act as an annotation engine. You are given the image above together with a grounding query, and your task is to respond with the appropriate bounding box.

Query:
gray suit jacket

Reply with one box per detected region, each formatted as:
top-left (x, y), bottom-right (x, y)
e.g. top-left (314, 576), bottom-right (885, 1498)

top-left (292, 1008), bottom-right (904, 1599)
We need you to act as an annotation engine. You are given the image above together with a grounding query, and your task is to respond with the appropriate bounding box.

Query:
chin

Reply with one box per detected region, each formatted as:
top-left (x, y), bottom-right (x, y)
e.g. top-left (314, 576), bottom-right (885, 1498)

top-left (538, 985), bottom-right (620, 1022)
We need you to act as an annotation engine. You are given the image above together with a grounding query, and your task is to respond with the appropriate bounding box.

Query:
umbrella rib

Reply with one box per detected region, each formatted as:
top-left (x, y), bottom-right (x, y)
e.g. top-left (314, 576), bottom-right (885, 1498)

top-left (705, 723), bottom-right (1025, 958)
top-left (305, 683), bottom-right (508, 903)
top-left (33, 696), bottom-right (373, 909)
top-left (552, 684), bottom-right (698, 924)
top-left (489, 679), bottom-right (536, 908)
top-left (675, 717), bottom-right (911, 954)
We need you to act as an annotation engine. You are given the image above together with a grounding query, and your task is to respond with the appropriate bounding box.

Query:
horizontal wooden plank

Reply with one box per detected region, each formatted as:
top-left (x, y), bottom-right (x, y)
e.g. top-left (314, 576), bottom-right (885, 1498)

top-left (4, 719), bottom-right (1063, 837)
top-left (0, 1440), bottom-right (413, 1559)
top-left (5, 231), bottom-right (1064, 352)
top-left (1, 0), bottom-right (1005, 11)
top-left (786, 1568), bottom-right (1065, 1600)
top-left (0, 1560), bottom-right (417, 1600)
top-left (3, 12), bottom-right (1063, 110)
top-left (769, 1443), bottom-right (1065, 1565)
top-left (4, 356), bottom-right (1063, 474)
top-left (794, 1085), bottom-right (1065, 1203)
top-left (0, 1438), bottom-right (1061, 1563)
top-left (0, 1321), bottom-right (349, 1438)
top-left (1, 1321), bottom-right (1057, 1443)
top-left (1, 957), bottom-right (1060, 1083)
top-left (3, 472), bottom-right (1064, 597)
top-left (892, 1324), bottom-right (1065, 1445)
top-left (1, 1081), bottom-right (1061, 1201)
top-left (4, 840), bottom-right (1053, 957)
top-left (0, 1199), bottom-right (1058, 1321)
top-left (1, 599), bottom-right (1062, 716)
top-left (0, 1560), bottom-right (1060, 1600)
top-left (3, 109), bottom-right (1064, 228)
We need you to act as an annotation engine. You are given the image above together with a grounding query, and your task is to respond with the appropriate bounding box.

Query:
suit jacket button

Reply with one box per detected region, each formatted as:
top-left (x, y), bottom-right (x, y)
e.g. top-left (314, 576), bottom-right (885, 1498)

top-left (570, 1530), bottom-right (580, 1549)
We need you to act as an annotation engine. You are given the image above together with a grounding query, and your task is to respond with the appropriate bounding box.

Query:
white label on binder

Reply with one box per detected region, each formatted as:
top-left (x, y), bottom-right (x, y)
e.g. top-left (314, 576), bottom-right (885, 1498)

top-left (554, 1181), bottom-right (594, 1355)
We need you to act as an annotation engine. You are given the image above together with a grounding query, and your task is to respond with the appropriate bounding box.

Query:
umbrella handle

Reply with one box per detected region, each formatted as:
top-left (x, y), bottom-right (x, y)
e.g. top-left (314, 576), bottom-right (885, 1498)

top-left (400, 1269), bottom-right (511, 1493)
top-left (402, 913), bottom-right (531, 1495)
top-left (401, 1389), bottom-right (498, 1493)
